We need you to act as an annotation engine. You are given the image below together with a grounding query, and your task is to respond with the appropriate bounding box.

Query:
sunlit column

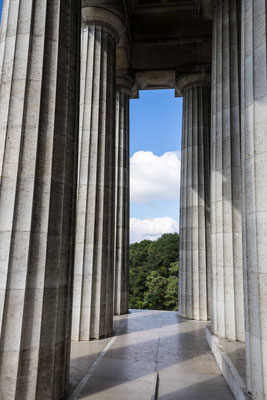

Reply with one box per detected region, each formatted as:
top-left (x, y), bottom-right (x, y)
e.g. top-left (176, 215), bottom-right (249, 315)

top-left (241, 0), bottom-right (267, 398)
top-left (210, 0), bottom-right (245, 342)
top-left (113, 76), bottom-right (137, 315)
top-left (177, 73), bottom-right (211, 321)
top-left (0, 0), bottom-right (80, 398)
top-left (72, 7), bottom-right (124, 341)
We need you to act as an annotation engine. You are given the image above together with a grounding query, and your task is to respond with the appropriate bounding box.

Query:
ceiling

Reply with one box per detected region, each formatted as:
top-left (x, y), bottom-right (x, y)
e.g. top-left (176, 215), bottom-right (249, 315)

top-left (82, 0), bottom-right (213, 89)
top-left (119, 0), bottom-right (212, 88)
top-left (128, 0), bottom-right (201, 15)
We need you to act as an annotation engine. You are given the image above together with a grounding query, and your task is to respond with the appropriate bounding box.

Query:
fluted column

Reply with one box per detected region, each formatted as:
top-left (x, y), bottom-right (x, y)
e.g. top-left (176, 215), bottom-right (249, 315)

top-left (211, 0), bottom-right (245, 343)
top-left (113, 77), bottom-right (136, 316)
top-left (0, 0), bottom-right (80, 399)
top-left (72, 7), bottom-right (124, 341)
top-left (177, 73), bottom-right (211, 321)
top-left (241, 1), bottom-right (267, 398)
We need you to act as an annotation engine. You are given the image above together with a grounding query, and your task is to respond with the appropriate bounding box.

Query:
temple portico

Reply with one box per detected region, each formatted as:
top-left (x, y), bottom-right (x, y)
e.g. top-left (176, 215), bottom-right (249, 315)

top-left (0, 0), bottom-right (267, 399)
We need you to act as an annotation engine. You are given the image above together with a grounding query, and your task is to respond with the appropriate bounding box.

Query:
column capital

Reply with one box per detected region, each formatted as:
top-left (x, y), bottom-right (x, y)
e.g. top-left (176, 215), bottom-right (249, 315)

top-left (82, 6), bottom-right (125, 44)
top-left (175, 73), bottom-right (211, 97)
top-left (116, 75), bottom-right (139, 99)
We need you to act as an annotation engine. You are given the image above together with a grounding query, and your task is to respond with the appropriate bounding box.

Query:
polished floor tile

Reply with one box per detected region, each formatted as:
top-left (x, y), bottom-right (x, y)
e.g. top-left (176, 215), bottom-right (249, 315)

top-left (70, 310), bottom-right (235, 399)
top-left (78, 376), bottom-right (155, 400)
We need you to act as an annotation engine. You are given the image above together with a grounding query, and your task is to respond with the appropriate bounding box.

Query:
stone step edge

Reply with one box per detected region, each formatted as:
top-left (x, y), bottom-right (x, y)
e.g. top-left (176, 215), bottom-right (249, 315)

top-left (206, 327), bottom-right (251, 400)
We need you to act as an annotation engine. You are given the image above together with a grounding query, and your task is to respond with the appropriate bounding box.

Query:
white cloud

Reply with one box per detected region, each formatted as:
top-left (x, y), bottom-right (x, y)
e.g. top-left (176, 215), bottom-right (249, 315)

top-left (130, 217), bottom-right (179, 243)
top-left (130, 151), bottom-right (180, 205)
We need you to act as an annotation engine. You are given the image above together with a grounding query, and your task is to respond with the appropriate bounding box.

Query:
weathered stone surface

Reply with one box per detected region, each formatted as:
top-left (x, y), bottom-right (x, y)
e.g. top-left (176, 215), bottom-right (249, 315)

top-left (0, 0), bottom-right (80, 398)
top-left (241, 0), bottom-right (267, 398)
top-left (1, 2), bottom-right (267, 400)
top-left (210, 0), bottom-right (245, 343)
top-left (113, 77), bottom-right (134, 316)
top-left (177, 74), bottom-right (211, 321)
top-left (72, 7), bottom-right (121, 341)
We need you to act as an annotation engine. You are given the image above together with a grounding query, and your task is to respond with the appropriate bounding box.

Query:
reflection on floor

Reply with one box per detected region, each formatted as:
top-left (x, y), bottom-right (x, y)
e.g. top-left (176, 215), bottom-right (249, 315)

top-left (69, 310), bottom-right (235, 400)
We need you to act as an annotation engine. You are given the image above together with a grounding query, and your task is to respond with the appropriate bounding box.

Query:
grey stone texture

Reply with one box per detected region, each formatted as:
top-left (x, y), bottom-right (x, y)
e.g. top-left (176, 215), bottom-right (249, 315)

top-left (72, 7), bottom-right (123, 341)
top-left (113, 80), bottom-right (131, 316)
top-left (210, 0), bottom-right (245, 343)
top-left (1, 1), bottom-right (267, 399)
top-left (0, 0), bottom-right (80, 399)
top-left (178, 74), bottom-right (211, 321)
top-left (241, 0), bottom-right (267, 398)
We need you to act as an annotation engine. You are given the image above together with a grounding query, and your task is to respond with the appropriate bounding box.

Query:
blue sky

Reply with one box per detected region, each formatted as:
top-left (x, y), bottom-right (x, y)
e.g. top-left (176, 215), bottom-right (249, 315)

top-left (130, 90), bottom-right (182, 157)
top-left (130, 90), bottom-right (182, 242)
top-left (0, 3), bottom-right (183, 242)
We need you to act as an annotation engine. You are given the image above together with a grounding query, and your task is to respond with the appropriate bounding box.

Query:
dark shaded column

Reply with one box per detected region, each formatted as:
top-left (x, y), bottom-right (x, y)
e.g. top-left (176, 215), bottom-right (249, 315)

top-left (113, 76), bottom-right (137, 315)
top-left (0, 0), bottom-right (80, 398)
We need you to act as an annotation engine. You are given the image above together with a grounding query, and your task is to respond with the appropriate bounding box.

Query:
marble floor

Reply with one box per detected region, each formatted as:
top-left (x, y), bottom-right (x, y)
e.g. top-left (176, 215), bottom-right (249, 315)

top-left (69, 310), bottom-right (235, 400)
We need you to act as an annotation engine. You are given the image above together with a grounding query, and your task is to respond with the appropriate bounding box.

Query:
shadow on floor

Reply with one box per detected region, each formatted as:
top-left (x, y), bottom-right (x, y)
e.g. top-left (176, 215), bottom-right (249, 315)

top-left (157, 375), bottom-right (234, 400)
top-left (69, 310), bottom-right (234, 399)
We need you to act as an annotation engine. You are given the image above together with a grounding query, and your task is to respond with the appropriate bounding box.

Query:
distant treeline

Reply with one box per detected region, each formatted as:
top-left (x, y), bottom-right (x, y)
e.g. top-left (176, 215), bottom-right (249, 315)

top-left (129, 233), bottom-right (179, 311)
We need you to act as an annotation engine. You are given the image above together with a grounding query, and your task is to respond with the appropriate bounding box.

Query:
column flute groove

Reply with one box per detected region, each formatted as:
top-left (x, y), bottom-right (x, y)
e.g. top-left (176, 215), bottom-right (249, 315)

top-left (241, 0), bottom-right (267, 398)
top-left (0, 0), bottom-right (80, 398)
top-left (211, 0), bottom-right (245, 343)
top-left (72, 6), bottom-right (125, 341)
top-left (177, 73), bottom-right (211, 321)
top-left (113, 76), bottom-right (136, 316)
top-left (179, 90), bottom-right (188, 317)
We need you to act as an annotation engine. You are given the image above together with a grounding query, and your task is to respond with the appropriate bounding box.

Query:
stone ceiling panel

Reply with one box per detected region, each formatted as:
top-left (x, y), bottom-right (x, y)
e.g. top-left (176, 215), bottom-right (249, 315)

top-left (130, 0), bottom-right (199, 15)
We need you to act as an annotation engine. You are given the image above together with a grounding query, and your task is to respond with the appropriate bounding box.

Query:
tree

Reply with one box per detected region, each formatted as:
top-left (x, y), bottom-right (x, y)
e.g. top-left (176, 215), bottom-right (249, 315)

top-left (148, 233), bottom-right (179, 276)
top-left (143, 270), bottom-right (168, 310)
top-left (165, 262), bottom-right (179, 311)
top-left (129, 233), bottom-right (179, 310)
top-left (129, 239), bottom-right (152, 309)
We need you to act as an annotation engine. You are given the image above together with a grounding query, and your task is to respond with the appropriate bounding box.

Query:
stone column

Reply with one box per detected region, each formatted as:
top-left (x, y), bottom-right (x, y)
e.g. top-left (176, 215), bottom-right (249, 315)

top-left (210, 0), bottom-right (245, 342)
top-left (113, 76), bottom-right (136, 316)
top-left (177, 73), bottom-right (211, 321)
top-left (241, 0), bottom-right (267, 398)
top-left (0, 0), bottom-right (80, 399)
top-left (72, 7), bottom-right (124, 341)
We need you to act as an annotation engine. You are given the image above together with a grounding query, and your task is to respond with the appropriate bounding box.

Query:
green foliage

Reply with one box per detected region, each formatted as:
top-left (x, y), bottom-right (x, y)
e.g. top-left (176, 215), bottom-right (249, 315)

top-left (129, 233), bottom-right (179, 311)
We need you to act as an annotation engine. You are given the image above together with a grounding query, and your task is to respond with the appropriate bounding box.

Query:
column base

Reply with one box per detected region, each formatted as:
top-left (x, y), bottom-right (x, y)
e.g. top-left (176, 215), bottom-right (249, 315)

top-left (114, 309), bottom-right (129, 316)
top-left (179, 310), bottom-right (208, 322)
top-left (206, 327), bottom-right (250, 400)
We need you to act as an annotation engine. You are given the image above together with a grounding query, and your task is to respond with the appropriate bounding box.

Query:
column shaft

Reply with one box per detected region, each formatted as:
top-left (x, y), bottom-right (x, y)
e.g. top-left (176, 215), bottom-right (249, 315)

top-left (241, 0), bottom-right (267, 398)
top-left (179, 81), bottom-right (211, 321)
top-left (72, 24), bottom-right (116, 341)
top-left (0, 0), bottom-right (80, 399)
top-left (114, 88), bottom-right (130, 315)
top-left (211, 0), bottom-right (245, 342)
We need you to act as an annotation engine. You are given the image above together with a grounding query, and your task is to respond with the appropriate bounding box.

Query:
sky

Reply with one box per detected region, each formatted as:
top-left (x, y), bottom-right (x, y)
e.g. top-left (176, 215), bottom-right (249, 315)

top-left (0, 4), bottom-right (183, 243)
top-left (130, 90), bottom-right (182, 242)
